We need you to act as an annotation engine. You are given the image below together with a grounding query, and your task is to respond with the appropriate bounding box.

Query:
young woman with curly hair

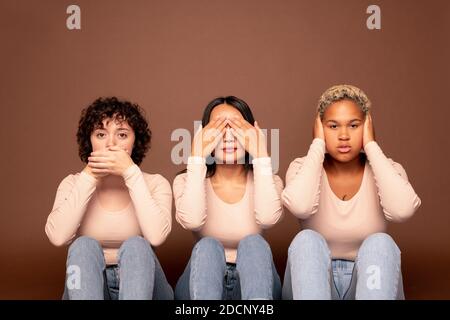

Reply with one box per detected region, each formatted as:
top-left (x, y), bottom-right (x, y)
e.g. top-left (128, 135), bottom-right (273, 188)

top-left (45, 97), bottom-right (173, 300)
top-left (282, 85), bottom-right (421, 300)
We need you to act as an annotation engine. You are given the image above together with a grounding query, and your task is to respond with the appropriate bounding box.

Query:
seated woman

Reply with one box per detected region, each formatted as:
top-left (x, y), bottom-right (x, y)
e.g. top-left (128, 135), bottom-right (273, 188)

top-left (173, 96), bottom-right (283, 300)
top-left (45, 97), bottom-right (173, 300)
top-left (282, 85), bottom-right (421, 300)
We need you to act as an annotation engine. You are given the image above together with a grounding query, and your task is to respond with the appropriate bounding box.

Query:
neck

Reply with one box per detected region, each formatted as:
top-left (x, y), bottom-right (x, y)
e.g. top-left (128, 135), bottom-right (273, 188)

top-left (212, 164), bottom-right (247, 182)
top-left (97, 175), bottom-right (125, 190)
top-left (324, 153), bottom-right (365, 175)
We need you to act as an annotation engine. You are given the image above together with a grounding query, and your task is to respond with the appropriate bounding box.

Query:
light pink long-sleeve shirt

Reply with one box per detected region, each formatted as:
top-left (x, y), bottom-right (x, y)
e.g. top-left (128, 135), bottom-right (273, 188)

top-left (173, 157), bottom-right (284, 263)
top-left (282, 138), bottom-right (421, 260)
top-left (45, 164), bottom-right (172, 265)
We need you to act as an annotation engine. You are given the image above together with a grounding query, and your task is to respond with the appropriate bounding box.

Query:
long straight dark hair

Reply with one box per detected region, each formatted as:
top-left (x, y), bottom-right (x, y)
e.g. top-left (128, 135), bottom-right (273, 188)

top-left (179, 96), bottom-right (256, 178)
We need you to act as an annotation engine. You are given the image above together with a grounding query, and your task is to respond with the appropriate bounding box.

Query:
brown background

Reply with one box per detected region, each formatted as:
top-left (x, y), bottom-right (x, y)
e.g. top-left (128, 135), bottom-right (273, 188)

top-left (0, 0), bottom-right (449, 299)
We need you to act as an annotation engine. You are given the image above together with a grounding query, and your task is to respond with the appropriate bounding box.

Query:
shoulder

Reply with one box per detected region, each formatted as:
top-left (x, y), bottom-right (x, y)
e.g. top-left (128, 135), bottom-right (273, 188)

top-left (172, 171), bottom-right (188, 186)
top-left (272, 174), bottom-right (284, 187)
top-left (57, 172), bottom-right (82, 190)
top-left (141, 172), bottom-right (172, 192)
top-left (172, 171), bottom-right (190, 198)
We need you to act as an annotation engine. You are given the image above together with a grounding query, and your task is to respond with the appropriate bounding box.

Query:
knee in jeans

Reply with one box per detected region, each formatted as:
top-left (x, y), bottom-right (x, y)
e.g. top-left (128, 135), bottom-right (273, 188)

top-left (358, 233), bottom-right (400, 257)
top-left (288, 229), bottom-right (328, 257)
top-left (68, 236), bottom-right (103, 257)
top-left (193, 237), bottom-right (224, 257)
top-left (119, 236), bottom-right (154, 258)
top-left (238, 234), bottom-right (270, 253)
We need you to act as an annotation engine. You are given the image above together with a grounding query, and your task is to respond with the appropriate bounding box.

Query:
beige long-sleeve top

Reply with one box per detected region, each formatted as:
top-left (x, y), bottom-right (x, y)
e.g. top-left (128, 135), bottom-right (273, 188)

top-left (282, 138), bottom-right (421, 260)
top-left (45, 164), bottom-right (172, 265)
top-left (173, 156), bottom-right (284, 263)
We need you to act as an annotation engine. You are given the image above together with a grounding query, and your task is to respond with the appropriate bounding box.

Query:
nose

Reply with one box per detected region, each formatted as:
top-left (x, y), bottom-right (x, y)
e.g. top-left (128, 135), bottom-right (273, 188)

top-left (105, 135), bottom-right (117, 148)
top-left (224, 126), bottom-right (234, 141)
top-left (338, 127), bottom-right (350, 140)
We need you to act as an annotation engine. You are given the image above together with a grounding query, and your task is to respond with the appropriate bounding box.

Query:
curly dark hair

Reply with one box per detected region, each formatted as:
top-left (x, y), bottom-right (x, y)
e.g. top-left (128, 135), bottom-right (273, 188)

top-left (76, 97), bottom-right (151, 165)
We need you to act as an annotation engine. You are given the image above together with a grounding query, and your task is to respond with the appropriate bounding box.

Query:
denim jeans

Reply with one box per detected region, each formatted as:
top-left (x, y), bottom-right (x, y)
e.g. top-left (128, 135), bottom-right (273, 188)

top-left (282, 229), bottom-right (405, 300)
top-left (62, 235), bottom-right (173, 300)
top-left (175, 234), bottom-right (281, 300)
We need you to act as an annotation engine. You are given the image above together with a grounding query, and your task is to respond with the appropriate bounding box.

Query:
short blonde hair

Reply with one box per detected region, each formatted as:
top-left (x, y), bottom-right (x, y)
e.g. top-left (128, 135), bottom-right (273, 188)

top-left (317, 84), bottom-right (371, 118)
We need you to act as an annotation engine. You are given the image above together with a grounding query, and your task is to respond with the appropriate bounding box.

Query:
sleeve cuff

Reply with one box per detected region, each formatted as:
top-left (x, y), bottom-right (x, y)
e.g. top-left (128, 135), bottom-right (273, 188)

top-left (364, 140), bottom-right (378, 149)
top-left (123, 164), bottom-right (140, 181)
top-left (187, 156), bottom-right (207, 177)
top-left (312, 138), bottom-right (325, 147)
top-left (79, 170), bottom-right (98, 184)
top-left (188, 156), bottom-right (206, 165)
top-left (363, 141), bottom-right (381, 157)
top-left (252, 157), bottom-right (273, 176)
top-left (252, 157), bottom-right (272, 166)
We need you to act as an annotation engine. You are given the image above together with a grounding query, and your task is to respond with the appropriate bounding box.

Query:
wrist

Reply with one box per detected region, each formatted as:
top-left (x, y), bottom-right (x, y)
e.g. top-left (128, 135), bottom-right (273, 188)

top-left (122, 163), bottom-right (138, 179)
top-left (363, 138), bottom-right (375, 148)
top-left (81, 167), bottom-right (99, 184)
top-left (191, 147), bottom-right (203, 158)
top-left (188, 156), bottom-right (206, 165)
top-left (313, 136), bottom-right (325, 142)
top-left (364, 139), bottom-right (376, 148)
top-left (82, 166), bottom-right (94, 177)
top-left (312, 137), bottom-right (325, 145)
top-left (257, 150), bottom-right (268, 158)
top-left (252, 157), bottom-right (273, 176)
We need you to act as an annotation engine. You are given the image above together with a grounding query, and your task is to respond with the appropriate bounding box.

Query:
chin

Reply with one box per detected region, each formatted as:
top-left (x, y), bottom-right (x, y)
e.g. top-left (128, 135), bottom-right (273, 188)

top-left (214, 147), bottom-right (246, 164)
top-left (215, 154), bottom-right (246, 164)
top-left (334, 153), bottom-right (360, 163)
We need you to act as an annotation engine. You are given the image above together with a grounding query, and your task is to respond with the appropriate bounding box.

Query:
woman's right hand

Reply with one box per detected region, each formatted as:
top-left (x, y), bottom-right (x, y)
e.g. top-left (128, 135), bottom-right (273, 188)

top-left (313, 112), bottom-right (325, 141)
top-left (82, 164), bottom-right (109, 181)
top-left (191, 116), bottom-right (228, 158)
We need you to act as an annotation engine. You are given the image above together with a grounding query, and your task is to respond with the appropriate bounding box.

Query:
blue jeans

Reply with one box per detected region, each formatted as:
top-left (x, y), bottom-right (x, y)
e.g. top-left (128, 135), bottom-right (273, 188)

top-left (62, 236), bottom-right (173, 300)
top-left (175, 234), bottom-right (281, 300)
top-left (282, 230), bottom-right (405, 300)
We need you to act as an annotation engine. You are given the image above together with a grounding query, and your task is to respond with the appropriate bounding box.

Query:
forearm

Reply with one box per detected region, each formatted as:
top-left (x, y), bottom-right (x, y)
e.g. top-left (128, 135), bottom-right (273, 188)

top-left (252, 157), bottom-right (283, 227)
top-left (123, 165), bottom-right (172, 246)
top-left (365, 141), bottom-right (421, 221)
top-left (282, 138), bottom-right (325, 218)
top-left (45, 172), bottom-right (97, 246)
top-left (175, 156), bottom-right (208, 230)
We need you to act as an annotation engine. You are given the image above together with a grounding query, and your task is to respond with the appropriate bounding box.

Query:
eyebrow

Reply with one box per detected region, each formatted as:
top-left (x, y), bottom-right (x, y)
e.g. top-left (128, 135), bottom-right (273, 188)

top-left (93, 127), bottom-right (130, 131)
top-left (325, 119), bottom-right (362, 124)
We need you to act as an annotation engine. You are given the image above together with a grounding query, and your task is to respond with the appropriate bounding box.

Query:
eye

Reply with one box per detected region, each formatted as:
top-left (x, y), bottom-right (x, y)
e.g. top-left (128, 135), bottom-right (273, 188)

top-left (329, 124), bottom-right (337, 129)
top-left (96, 132), bottom-right (106, 138)
top-left (350, 124), bottom-right (359, 128)
top-left (118, 133), bottom-right (128, 139)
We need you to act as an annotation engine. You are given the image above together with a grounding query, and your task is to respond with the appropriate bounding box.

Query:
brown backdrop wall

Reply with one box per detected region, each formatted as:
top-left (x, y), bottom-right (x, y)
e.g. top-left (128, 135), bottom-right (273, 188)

top-left (0, 0), bottom-right (449, 299)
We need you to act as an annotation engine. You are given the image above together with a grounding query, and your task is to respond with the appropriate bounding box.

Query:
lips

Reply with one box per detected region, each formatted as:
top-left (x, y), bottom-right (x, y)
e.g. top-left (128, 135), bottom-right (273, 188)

top-left (337, 145), bottom-right (351, 153)
top-left (222, 147), bottom-right (237, 153)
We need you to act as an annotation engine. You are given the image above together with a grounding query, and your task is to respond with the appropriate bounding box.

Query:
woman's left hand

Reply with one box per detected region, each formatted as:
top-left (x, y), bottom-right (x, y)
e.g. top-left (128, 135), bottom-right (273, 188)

top-left (88, 146), bottom-right (134, 177)
top-left (228, 116), bottom-right (268, 159)
top-left (363, 112), bottom-right (376, 148)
